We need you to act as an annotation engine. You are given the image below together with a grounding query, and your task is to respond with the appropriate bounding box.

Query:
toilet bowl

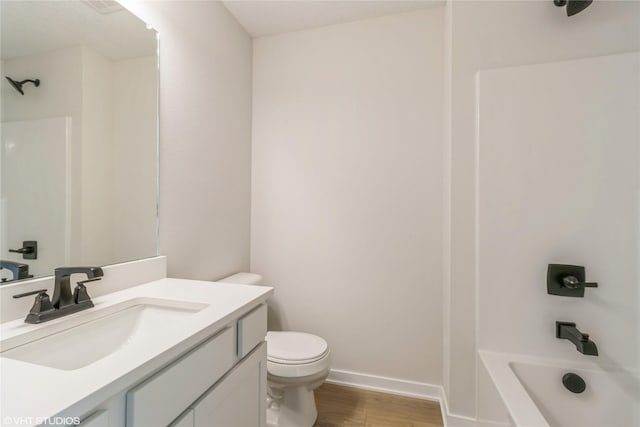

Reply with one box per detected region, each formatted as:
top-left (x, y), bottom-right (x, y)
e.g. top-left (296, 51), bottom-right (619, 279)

top-left (218, 273), bottom-right (330, 427)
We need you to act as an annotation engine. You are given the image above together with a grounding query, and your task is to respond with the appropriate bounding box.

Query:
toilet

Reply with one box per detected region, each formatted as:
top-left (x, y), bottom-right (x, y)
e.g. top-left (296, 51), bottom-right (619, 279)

top-left (219, 273), bottom-right (330, 427)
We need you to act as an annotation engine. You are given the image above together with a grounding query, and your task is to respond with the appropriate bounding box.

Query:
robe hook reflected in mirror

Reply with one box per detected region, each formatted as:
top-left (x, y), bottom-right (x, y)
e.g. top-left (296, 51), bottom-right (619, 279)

top-left (4, 76), bottom-right (40, 95)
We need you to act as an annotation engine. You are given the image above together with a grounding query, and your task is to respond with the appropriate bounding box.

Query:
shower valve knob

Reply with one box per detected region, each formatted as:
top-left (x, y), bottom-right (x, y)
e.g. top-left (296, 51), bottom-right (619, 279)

top-left (547, 264), bottom-right (598, 297)
top-left (8, 241), bottom-right (37, 260)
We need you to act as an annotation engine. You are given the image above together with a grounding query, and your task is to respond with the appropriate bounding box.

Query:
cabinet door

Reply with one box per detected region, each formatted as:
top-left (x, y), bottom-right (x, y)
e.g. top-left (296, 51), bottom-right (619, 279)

top-left (193, 342), bottom-right (267, 427)
top-left (126, 327), bottom-right (235, 427)
top-left (170, 409), bottom-right (194, 427)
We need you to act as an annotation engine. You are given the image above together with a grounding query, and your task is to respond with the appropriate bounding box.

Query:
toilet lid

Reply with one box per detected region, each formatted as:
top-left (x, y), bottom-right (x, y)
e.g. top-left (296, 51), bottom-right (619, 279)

top-left (266, 331), bottom-right (329, 365)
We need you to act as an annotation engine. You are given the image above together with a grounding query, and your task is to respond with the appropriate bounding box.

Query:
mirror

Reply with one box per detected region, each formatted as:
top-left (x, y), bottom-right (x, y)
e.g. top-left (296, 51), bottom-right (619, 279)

top-left (0, 0), bottom-right (158, 283)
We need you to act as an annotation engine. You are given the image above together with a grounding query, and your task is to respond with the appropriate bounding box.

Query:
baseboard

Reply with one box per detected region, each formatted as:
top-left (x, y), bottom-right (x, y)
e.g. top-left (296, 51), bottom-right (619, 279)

top-left (326, 369), bottom-right (442, 401)
top-left (445, 415), bottom-right (509, 427)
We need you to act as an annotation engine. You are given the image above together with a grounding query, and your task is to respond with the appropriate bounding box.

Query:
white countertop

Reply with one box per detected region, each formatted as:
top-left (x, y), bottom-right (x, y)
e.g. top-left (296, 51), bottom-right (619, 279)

top-left (0, 278), bottom-right (273, 426)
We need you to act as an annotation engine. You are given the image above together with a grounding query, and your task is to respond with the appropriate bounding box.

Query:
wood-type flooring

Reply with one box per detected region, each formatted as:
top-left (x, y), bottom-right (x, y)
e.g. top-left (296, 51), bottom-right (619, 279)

top-left (313, 383), bottom-right (444, 427)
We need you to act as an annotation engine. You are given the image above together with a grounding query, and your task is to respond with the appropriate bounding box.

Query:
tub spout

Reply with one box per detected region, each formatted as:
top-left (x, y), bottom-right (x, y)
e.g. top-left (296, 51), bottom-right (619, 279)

top-left (556, 321), bottom-right (598, 356)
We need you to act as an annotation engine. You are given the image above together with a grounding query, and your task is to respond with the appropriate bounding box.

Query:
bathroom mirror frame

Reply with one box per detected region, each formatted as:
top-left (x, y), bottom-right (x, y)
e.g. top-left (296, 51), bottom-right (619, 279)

top-left (0, 0), bottom-right (160, 285)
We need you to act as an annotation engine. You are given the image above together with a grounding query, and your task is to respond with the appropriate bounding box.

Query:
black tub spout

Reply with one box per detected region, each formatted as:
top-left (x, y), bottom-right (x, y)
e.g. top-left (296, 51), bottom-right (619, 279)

top-left (556, 321), bottom-right (598, 356)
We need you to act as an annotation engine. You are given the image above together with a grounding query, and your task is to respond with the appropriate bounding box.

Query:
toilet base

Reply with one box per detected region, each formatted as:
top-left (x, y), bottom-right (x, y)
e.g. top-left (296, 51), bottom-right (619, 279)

top-left (266, 385), bottom-right (317, 427)
top-left (266, 370), bottom-right (328, 427)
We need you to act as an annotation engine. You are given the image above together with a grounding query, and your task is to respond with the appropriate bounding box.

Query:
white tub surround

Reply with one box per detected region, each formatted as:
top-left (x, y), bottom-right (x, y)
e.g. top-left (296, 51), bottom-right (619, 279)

top-left (1, 277), bottom-right (273, 427)
top-left (480, 351), bottom-right (640, 427)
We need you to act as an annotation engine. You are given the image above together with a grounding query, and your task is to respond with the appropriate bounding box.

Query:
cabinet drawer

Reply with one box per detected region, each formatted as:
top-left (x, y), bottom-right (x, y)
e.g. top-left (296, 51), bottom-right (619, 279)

top-left (126, 327), bottom-right (235, 427)
top-left (237, 304), bottom-right (267, 358)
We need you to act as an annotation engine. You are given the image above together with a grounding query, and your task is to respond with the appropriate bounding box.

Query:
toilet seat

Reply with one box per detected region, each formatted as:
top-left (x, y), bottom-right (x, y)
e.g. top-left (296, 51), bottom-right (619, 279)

top-left (266, 331), bottom-right (329, 364)
top-left (266, 331), bottom-right (330, 378)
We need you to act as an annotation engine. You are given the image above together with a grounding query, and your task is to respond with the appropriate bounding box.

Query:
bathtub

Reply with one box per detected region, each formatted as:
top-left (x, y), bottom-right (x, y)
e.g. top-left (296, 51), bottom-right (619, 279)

top-left (480, 350), bottom-right (640, 427)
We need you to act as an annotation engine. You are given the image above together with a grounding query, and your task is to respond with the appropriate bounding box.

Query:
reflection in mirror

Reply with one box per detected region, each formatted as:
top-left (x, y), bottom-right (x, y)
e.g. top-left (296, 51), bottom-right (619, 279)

top-left (0, 0), bottom-right (158, 283)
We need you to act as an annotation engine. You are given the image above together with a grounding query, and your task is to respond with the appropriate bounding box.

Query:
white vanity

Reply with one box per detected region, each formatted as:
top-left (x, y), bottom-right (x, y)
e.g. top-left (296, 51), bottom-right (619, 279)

top-left (0, 261), bottom-right (272, 427)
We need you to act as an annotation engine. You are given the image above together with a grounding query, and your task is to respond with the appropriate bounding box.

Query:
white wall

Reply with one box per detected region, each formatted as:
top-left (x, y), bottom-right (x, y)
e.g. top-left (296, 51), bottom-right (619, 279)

top-left (81, 47), bottom-right (114, 265)
top-left (445, 0), bottom-right (640, 420)
top-left (112, 56), bottom-right (158, 263)
top-left (118, 0), bottom-right (253, 280)
top-left (82, 52), bottom-right (158, 266)
top-left (251, 9), bottom-right (444, 385)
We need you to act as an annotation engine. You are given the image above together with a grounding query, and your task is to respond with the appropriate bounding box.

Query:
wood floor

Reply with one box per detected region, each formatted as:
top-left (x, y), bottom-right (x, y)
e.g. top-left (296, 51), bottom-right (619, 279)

top-left (313, 383), bottom-right (444, 427)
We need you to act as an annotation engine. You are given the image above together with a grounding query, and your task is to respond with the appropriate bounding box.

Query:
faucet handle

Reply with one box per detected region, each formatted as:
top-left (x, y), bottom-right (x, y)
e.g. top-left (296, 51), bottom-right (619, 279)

top-left (73, 284), bottom-right (90, 304)
top-left (73, 277), bottom-right (100, 304)
top-left (13, 289), bottom-right (55, 323)
top-left (562, 275), bottom-right (598, 289)
top-left (12, 288), bottom-right (48, 299)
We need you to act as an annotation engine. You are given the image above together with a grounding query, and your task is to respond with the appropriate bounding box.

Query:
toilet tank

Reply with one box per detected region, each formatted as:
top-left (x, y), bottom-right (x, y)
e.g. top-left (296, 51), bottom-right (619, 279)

top-left (218, 272), bottom-right (263, 285)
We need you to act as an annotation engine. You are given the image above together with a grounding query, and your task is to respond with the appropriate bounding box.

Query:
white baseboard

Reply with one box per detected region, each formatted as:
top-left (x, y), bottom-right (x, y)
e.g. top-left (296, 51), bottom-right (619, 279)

top-left (326, 368), bottom-right (442, 401)
top-left (445, 416), bottom-right (509, 427)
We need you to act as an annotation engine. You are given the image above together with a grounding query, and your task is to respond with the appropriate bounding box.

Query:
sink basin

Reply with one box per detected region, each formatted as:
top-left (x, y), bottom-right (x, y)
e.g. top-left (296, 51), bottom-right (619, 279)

top-left (1, 298), bottom-right (207, 370)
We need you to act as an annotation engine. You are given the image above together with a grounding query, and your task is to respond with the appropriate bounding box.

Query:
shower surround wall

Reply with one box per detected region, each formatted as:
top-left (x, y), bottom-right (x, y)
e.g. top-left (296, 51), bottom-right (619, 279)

top-left (251, 8), bottom-right (444, 390)
top-left (445, 0), bottom-right (640, 421)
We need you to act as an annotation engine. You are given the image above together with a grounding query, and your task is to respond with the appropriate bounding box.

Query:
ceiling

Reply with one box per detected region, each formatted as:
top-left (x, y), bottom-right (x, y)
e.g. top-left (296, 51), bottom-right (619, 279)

top-left (1, 1), bottom-right (156, 61)
top-left (221, 0), bottom-right (445, 38)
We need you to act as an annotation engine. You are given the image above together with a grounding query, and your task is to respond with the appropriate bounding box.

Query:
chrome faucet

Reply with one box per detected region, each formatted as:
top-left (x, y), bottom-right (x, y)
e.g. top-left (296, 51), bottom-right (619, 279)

top-left (13, 266), bottom-right (103, 324)
top-left (556, 321), bottom-right (598, 356)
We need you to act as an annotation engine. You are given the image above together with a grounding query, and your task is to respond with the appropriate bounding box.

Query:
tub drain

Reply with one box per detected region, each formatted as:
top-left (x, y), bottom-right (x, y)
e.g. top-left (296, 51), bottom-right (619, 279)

top-left (562, 372), bottom-right (586, 394)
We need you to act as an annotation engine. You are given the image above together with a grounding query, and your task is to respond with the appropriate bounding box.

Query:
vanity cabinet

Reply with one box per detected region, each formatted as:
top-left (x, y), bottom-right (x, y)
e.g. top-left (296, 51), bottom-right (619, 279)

top-left (77, 303), bottom-right (268, 427)
top-left (126, 327), bottom-right (236, 426)
top-left (192, 342), bottom-right (267, 427)
top-left (166, 343), bottom-right (266, 427)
